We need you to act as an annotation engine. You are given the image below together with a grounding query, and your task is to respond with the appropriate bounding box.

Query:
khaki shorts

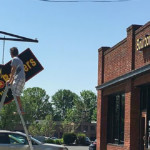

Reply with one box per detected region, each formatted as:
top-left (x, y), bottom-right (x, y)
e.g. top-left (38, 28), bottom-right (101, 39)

top-left (12, 79), bottom-right (25, 96)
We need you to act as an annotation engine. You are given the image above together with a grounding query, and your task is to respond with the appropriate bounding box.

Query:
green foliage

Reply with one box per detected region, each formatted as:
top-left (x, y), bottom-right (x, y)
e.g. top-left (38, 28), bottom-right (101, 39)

top-left (28, 114), bottom-right (56, 137)
top-left (80, 90), bottom-right (97, 122)
top-left (0, 101), bottom-right (21, 130)
top-left (64, 90), bottom-right (97, 124)
top-left (45, 138), bottom-right (55, 144)
top-left (92, 108), bottom-right (97, 121)
top-left (76, 133), bottom-right (86, 145)
top-left (55, 139), bottom-right (63, 145)
top-left (45, 138), bottom-right (63, 145)
top-left (63, 133), bottom-right (77, 144)
top-left (64, 99), bottom-right (84, 123)
top-left (0, 86), bottom-right (97, 135)
top-left (40, 115), bottom-right (56, 137)
top-left (21, 87), bottom-right (53, 122)
top-left (28, 122), bottom-right (42, 136)
top-left (52, 89), bottom-right (79, 121)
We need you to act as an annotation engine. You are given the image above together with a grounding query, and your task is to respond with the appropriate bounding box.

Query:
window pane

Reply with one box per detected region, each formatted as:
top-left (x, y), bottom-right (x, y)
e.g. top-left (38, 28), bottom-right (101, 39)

top-left (0, 133), bottom-right (9, 144)
top-left (141, 87), bottom-right (147, 110)
top-left (107, 93), bottom-right (125, 145)
top-left (120, 94), bottom-right (125, 144)
top-left (9, 134), bottom-right (28, 145)
top-left (107, 96), bottom-right (114, 143)
top-left (113, 95), bottom-right (120, 144)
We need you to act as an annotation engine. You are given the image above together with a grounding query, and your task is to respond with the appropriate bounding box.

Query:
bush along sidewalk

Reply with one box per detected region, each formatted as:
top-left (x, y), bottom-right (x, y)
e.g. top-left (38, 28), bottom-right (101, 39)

top-left (76, 133), bottom-right (86, 145)
top-left (63, 133), bottom-right (77, 145)
top-left (45, 138), bottom-right (63, 145)
top-left (45, 132), bottom-right (87, 146)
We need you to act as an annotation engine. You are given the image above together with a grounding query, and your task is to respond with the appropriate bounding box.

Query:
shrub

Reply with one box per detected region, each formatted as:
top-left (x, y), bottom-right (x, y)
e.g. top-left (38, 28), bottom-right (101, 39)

top-left (76, 133), bottom-right (86, 145)
top-left (63, 133), bottom-right (77, 145)
top-left (45, 138), bottom-right (64, 145)
top-left (55, 139), bottom-right (63, 145)
top-left (45, 138), bottom-right (55, 144)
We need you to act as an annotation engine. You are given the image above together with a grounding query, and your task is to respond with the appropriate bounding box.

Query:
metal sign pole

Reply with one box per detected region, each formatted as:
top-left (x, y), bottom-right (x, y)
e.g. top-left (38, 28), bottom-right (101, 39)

top-left (2, 36), bottom-right (5, 64)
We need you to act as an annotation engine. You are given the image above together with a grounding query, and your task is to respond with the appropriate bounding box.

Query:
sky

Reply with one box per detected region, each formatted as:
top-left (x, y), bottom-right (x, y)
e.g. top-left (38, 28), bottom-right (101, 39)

top-left (0, 0), bottom-right (150, 99)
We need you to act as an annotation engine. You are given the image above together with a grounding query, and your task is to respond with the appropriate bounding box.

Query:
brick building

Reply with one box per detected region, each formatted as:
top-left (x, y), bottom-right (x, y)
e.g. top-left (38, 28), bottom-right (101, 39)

top-left (96, 21), bottom-right (150, 150)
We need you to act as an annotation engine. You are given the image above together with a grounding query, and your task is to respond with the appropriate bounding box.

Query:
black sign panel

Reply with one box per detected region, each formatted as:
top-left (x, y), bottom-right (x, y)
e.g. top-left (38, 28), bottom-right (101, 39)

top-left (0, 48), bottom-right (44, 104)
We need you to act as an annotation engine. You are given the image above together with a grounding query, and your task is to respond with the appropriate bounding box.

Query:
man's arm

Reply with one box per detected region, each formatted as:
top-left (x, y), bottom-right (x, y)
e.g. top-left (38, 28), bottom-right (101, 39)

top-left (7, 66), bottom-right (16, 85)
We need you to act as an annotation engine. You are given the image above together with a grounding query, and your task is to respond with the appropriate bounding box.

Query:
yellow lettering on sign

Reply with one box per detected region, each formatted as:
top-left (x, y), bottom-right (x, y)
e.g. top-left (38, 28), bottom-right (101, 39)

top-left (1, 74), bottom-right (9, 82)
top-left (0, 91), bottom-right (4, 96)
top-left (137, 35), bottom-right (150, 51)
top-left (24, 59), bottom-right (37, 72)
top-left (30, 59), bottom-right (36, 67)
top-left (137, 39), bottom-right (140, 51)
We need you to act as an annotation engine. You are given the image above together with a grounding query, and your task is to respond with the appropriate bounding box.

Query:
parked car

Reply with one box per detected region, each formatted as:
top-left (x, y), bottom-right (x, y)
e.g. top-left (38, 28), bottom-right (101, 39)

top-left (0, 130), bottom-right (68, 150)
top-left (33, 135), bottom-right (46, 143)
top-left (85, 137), bottom-right (91, 145)
top-left (89, 139), bottom-right (96, 150)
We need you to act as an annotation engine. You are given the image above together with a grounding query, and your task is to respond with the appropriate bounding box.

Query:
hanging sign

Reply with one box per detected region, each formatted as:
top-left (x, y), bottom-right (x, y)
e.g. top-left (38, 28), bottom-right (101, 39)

top-left (0, 48), bottom-right (44, 104)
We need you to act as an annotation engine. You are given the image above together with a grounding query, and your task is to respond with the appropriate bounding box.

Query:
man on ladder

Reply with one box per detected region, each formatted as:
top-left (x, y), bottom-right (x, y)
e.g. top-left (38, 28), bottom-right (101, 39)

top-left (4, 47), bottom-right (34, 150)
top-left (6, 47), bottom-right (25, 114)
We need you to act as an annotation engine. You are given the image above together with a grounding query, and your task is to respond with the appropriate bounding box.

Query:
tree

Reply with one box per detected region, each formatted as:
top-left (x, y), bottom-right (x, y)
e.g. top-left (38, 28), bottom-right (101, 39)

top-left (91, 107), bottom-right (97, 121)
top-left (64, 98), bottom-right (84, 123)
top-left (63, 91), bottom-right (97, 132)
top-left (21, 87), bottom-right (53, 122)
top-left (0, 87), bottom-right (53, 130)
top-left (40, 115), bottom-right (56, 137)
top-left (52, 89), bottom-right (79, 121)
top-left (28, 122), bottom-right (42, 136)
top-left (80, 90), bottom-right (97, 122)
top-left (29, 114), bottom-right (56, 137)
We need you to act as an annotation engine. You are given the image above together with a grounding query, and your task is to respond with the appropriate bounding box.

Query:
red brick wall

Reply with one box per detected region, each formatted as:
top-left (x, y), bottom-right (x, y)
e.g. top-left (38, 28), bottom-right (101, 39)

top-left (98, 47), bottom-right (110, 85)
top-left (96, 90), bottom-right (101, 150)
top-left (97, 21), bottom-right (150, 150)
top-left (134, 73), bottom-right (150, 86)
top-left (107, 145), bottom-right (125, 150)
top-left (104, 39), bottom-right (129, 83)
top-left (96, 91), bottom-right (108, 150)
top-left (98, 49), bottom-right (103, 85)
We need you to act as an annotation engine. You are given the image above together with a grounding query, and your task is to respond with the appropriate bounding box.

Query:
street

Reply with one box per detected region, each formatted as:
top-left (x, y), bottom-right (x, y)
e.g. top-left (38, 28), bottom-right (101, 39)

top-left (66, 146), bottom-right (89, 150)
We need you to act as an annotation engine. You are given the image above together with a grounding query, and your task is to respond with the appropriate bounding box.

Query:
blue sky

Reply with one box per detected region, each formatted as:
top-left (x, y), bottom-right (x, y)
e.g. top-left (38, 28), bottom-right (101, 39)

top-left (0, 0), bottom-right (150, 98)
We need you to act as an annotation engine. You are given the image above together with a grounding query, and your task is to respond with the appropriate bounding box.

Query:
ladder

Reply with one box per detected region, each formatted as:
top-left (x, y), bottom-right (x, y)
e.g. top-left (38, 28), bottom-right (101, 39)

top-left (0, 85), bottom-right (34, 150)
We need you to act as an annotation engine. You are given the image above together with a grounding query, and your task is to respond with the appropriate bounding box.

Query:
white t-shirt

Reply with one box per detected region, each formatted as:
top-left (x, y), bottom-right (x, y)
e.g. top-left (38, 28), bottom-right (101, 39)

top-left (11, 57), bottom-right (25, 81)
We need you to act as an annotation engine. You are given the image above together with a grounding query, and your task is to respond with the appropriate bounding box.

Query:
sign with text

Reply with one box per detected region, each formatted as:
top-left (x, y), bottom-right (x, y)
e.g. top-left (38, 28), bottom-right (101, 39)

top-left (137, 35), bottom-right (150, 51)
top-left (0, 48), bottom-right (44, 104)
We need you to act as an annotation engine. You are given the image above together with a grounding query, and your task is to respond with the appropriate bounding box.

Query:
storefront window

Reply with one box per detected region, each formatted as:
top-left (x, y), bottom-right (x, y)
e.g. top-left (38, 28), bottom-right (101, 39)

top-left (107, 93), bottom-right (125, 145)
top-left (140, 86), bottom-right (148, 111)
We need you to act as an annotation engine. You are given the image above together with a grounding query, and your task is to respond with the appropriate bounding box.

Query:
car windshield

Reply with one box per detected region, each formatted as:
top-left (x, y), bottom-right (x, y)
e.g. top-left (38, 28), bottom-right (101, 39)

top-left (11, 133), bottom-right (42, 145)
top-left (9, 135), bottom-right (24, 144)
top-left (31, 137), bottom-right (42, 145)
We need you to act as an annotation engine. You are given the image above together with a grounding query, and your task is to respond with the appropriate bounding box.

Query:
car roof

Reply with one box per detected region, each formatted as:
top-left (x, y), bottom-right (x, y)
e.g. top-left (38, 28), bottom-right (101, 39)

top-left (0, 130), bottom-right (26, 136)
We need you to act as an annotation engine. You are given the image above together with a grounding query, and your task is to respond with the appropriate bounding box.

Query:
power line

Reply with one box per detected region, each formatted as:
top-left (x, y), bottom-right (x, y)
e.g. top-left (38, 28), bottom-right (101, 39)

top-left (40, 0), bottom-right (131, 2)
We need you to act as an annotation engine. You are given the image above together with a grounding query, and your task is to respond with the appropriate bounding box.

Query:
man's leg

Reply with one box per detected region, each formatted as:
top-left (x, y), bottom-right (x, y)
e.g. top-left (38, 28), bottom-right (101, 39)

top-left (12, 79), bottom-right (25, 114)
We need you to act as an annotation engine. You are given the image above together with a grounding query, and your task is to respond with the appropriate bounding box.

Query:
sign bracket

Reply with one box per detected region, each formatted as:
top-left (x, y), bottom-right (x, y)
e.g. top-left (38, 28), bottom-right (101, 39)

top-left (0, 31), bottom-right (38, 43)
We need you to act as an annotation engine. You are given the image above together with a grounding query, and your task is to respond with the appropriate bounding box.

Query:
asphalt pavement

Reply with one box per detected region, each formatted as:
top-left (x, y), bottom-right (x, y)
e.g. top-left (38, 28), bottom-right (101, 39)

top-left (66, 145), bottom-right (89, 150)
